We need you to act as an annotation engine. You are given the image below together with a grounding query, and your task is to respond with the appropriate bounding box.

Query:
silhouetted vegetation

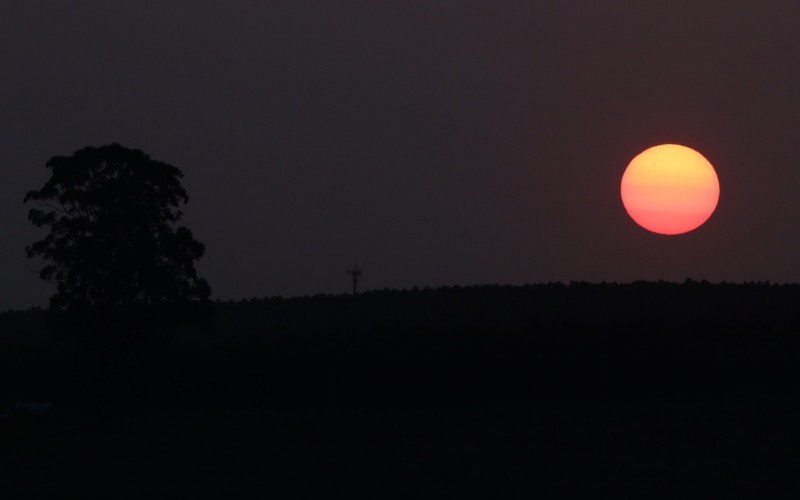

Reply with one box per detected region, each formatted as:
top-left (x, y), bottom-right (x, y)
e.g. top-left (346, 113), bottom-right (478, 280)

top-left (24, 144), bottom-right (210, 343)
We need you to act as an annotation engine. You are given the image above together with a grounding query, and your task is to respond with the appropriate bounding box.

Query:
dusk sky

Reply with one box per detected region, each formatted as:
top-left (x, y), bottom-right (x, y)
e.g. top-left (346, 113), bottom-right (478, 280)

top-left (3, 1), bottom-right (800, 310)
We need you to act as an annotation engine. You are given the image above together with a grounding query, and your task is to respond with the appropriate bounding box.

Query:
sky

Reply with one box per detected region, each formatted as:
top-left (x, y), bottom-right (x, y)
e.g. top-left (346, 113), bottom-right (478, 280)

top-left (2, 1), bottom-right (800, 310)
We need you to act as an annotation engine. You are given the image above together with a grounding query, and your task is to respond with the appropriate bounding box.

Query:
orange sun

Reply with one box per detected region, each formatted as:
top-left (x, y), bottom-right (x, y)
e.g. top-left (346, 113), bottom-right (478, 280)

top-left (620, 144), bottom-right (720, 235)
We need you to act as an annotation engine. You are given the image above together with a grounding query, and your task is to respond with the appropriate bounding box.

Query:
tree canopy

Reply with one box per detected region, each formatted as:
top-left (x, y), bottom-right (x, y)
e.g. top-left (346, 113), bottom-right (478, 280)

top-left (24, 144), bottom-right (210, 313)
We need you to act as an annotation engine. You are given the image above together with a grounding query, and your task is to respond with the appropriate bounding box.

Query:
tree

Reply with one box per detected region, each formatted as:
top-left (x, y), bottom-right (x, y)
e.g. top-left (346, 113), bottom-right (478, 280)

top-left (24, 144), bottom-right (210, 335)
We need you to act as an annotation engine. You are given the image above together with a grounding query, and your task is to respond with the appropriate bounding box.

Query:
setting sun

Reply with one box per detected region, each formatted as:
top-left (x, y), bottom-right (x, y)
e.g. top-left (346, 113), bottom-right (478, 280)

top-left (620, 144), bottom-right (720, 235)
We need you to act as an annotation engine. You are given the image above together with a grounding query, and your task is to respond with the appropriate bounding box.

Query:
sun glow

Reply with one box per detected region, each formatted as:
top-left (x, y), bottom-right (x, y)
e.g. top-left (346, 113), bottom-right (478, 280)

top-left (620, 144), bottom-right (719, 235)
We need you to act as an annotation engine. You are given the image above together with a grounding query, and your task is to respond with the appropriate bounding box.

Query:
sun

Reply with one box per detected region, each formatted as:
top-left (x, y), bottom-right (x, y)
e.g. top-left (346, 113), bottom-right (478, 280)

top-left (620, 144), bottom-right (720, 235)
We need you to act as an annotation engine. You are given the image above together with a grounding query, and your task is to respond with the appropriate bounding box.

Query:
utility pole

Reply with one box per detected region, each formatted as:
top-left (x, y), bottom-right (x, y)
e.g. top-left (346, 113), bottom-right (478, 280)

top-left (346, 262), bottom-right (362, 295)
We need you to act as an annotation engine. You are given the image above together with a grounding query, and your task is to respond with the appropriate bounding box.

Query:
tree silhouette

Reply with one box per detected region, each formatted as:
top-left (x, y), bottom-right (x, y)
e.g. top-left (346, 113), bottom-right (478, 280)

top-left (24, 144), bottom-right (210, 336)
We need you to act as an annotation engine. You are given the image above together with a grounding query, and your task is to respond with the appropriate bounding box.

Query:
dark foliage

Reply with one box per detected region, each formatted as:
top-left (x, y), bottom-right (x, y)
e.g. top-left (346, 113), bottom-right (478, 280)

top-left (23, 144), bottom-right (210, 340)
top-left (24, 143), bottom-right (210, 311)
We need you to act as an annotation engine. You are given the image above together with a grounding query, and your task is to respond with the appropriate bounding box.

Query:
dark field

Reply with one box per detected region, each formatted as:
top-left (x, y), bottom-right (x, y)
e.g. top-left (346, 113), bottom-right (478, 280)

top-left (2, 282), bottom-right (800, 497)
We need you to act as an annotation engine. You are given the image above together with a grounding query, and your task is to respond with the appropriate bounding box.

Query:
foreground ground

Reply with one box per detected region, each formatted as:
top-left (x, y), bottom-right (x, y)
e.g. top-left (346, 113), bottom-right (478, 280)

top-left (2, 282), bottom-right (800, 497)
top-left (3, 396), bottom-right (800, 498)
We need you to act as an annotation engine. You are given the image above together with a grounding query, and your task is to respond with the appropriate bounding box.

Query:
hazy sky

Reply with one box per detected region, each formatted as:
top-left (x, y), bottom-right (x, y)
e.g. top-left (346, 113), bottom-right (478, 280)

top-left (2, 1), bottom-right (800, 309)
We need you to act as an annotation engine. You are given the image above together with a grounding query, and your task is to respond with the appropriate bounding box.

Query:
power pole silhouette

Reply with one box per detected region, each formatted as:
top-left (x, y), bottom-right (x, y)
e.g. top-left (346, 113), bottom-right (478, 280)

top-left (346, 262), bottom-right (362, 295)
